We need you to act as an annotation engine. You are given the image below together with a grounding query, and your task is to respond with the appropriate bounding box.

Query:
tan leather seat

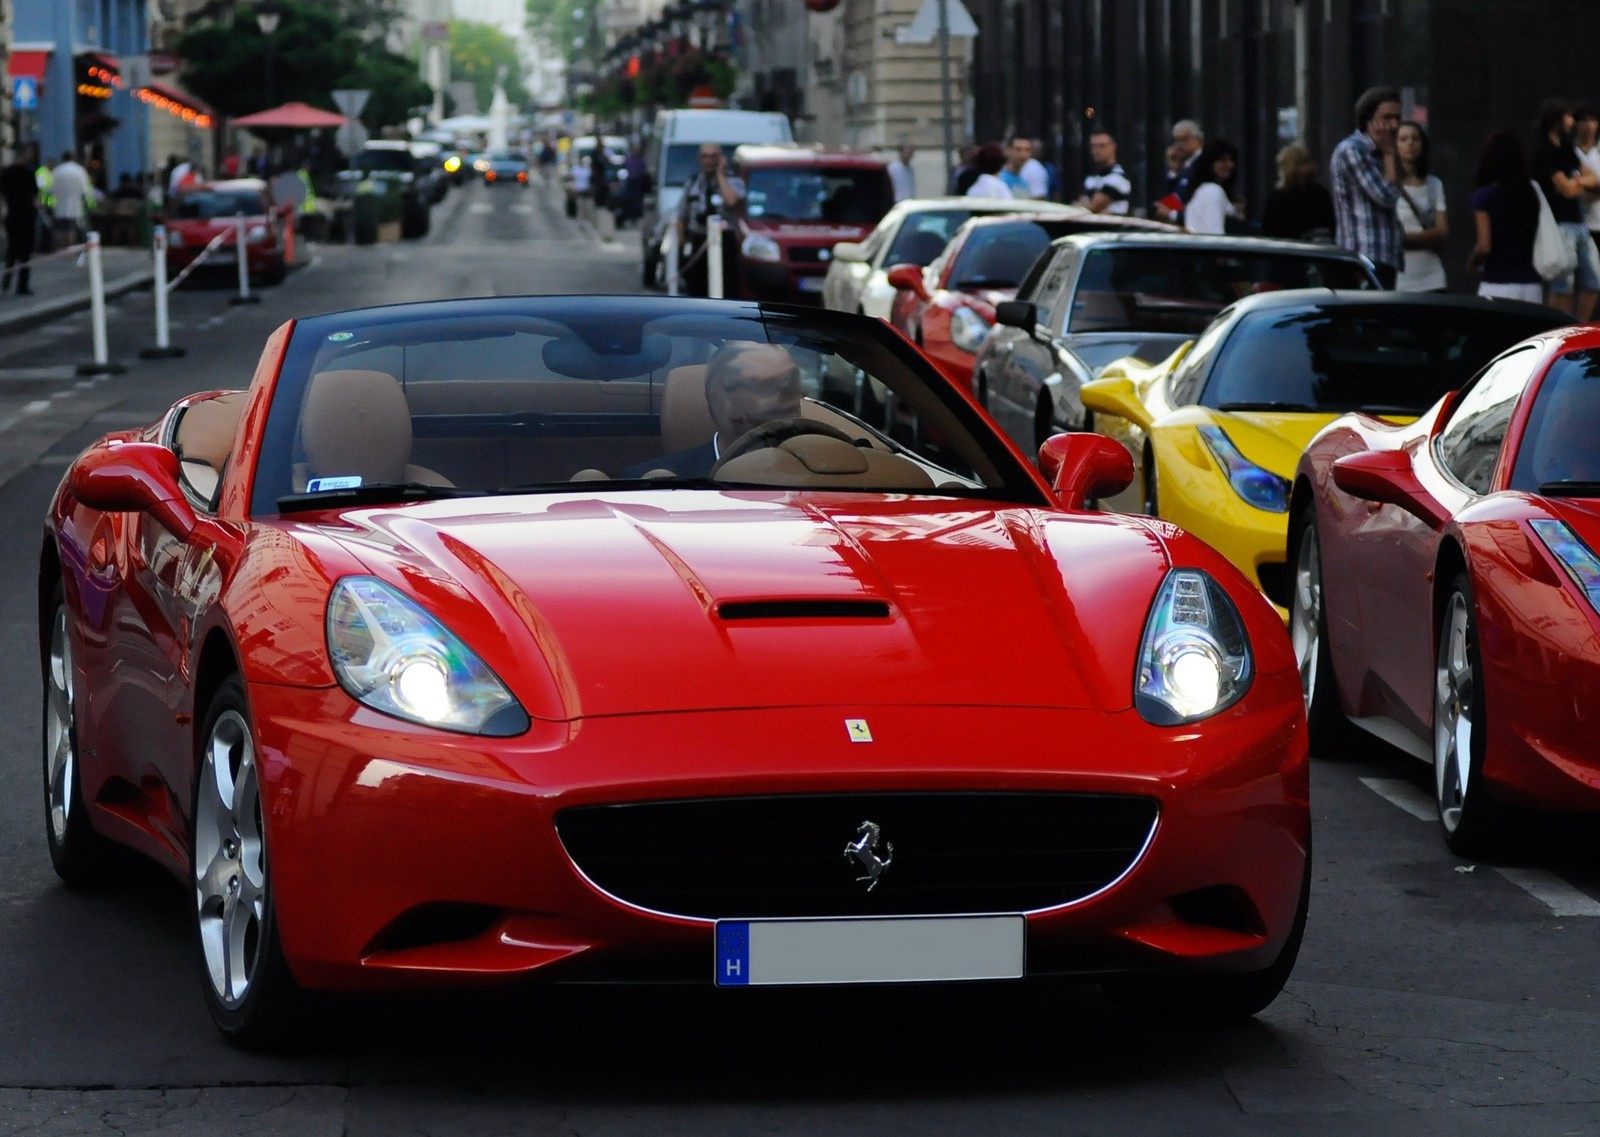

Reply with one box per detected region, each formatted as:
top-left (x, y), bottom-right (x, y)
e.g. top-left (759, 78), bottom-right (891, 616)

top-left (174, 390), bottom-right (248, 502)
top-left (296, 369), bottom-right (451, 490)
top-left (659, 364), bottom-right (714, 452)
top-left (714, 434), bottom-right (934, 489)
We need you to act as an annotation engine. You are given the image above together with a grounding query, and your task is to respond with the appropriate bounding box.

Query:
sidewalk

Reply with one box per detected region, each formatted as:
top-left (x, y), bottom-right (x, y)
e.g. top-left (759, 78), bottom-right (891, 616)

top-left (0, 243), bottom-right (154, 337)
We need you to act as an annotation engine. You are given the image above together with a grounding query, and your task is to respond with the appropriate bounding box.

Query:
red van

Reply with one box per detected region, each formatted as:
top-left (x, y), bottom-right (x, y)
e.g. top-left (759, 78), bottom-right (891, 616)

top-left (729, 146), bottom-right (895, 304)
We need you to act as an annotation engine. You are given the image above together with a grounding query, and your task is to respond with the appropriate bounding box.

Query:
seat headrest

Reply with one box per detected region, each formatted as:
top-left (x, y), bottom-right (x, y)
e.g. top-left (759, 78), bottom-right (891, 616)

top-left (302, 369), bottom-right (413, 484)
top-left (174, 390), bottom-right (248, 471)
top-left (660, 363), bottom-right (713, 453)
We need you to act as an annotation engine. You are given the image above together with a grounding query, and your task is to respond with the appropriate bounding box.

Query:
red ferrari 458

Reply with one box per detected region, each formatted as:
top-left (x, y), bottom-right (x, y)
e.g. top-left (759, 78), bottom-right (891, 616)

top-left (1291, 324), bottom-right (1600, 854)
top-left (40, 296), bottom-right (1308, 1046)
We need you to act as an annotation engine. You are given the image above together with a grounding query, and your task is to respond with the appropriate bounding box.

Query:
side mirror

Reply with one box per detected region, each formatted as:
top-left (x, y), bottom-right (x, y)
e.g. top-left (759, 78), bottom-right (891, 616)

top-left (832, 241), bottom-right (867, 263)
top-left (1078, 377), bottom-right (1155, 432)
top-left (1331, 450), bottom-right (1448, 529)
top-left (994, 300), bottom-right (1037, 330)
top-left (69, 441), bottom-right (198, 538)
top-left (884, 263), bottom-right (929, 301)
top-left (1038, 432), bottom-right (1136, 509)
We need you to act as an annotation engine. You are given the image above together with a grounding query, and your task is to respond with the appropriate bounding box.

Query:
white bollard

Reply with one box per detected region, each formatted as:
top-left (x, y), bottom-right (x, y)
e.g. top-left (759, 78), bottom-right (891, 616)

top-left (229, 212), bottom-right (259, 305)
top-left (140, 226), bottom-right (186, 359)
top-left (665, 226), bottom-right (681, 297)
top-left (707, 214), bottom-right (725, 299)
top-left (76, 232), bottom-right (126, 376)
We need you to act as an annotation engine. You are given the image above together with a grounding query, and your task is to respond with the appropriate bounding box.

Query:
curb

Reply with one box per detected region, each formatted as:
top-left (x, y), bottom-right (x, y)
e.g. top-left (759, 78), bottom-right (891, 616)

top-left (0, 272), bottom-right (154, 338)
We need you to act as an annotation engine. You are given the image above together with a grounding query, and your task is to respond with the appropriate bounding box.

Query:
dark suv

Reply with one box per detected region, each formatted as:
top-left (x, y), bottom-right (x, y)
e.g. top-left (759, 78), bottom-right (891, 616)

top-left (729, 146), bottom-right (895, 304)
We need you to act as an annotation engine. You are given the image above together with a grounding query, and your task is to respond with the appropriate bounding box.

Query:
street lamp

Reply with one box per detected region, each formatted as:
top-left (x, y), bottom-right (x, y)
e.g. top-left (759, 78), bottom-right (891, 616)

top-left (255, 1), bottom-right (282, 110)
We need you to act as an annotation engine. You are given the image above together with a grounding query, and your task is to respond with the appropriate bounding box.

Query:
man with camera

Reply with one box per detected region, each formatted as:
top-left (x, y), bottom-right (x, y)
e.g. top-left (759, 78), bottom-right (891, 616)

top-left (676, 144), bottom-right (745, 297)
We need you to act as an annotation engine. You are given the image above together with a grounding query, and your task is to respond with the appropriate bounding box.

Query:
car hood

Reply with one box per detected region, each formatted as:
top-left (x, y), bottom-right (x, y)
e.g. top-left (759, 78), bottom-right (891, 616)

top-left (314, 493), bottom-right (1169, 720)
top-left (1201, 410), bottom-right (1419, 477)
top-left (1542, 496), bottom-right (1600, 542)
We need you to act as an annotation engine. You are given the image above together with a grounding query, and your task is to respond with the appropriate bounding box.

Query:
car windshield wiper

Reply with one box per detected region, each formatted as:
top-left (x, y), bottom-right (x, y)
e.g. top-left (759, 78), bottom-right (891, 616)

top-left (1539, 480), bottom-right (1600, 497)
top-left (1215, 401), bottom-right (1322, 412)
top-left (277, 481), bottom-right (480, 512)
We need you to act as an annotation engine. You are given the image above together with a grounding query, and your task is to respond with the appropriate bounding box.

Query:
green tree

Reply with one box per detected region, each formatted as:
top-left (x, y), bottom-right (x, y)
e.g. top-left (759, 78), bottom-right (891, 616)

top-left (525, 0), bottom-right (583, 62)
top-left (450, 21), bottom-right (529, 114)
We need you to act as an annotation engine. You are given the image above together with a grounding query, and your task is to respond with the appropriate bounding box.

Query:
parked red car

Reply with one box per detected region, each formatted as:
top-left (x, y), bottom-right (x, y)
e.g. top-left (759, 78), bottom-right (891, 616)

top-left (1291, 323), bottom-right (1600, 854)
top-left (164, 178), bottom-right (290, 285)
top-left (730, 145), bottom-right (895, 304)
top-left (887, 212), bottom-right (1172, 391)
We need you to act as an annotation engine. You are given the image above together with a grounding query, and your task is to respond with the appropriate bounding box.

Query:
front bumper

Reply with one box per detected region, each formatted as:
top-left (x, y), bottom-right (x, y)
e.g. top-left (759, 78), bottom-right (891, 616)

top-left (251, 674), bottom-right (1308, 991)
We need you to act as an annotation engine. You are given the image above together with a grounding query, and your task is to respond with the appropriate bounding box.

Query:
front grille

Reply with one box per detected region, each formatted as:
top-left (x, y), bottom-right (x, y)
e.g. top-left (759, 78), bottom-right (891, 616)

top-left (556, 792), bottom-right (1158, 919)
top-left (787, 247), bottom-right (828, 264)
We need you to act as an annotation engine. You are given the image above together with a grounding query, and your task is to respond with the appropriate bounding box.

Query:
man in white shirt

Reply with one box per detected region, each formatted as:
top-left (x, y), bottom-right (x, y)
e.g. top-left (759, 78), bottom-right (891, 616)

top-left (49, 152), bottom-right (92, 246)
top-left (1078, 130), bottom-right (1132, 214)
top-left (1576, 103), bottom-right (1600, 255)
top-left (887, 143), bottom-right (915, 202)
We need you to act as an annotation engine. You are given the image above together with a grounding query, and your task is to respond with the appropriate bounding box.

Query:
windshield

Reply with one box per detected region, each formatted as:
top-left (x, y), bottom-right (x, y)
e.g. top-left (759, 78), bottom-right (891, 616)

top-left (487, 150), bottom-right (524, 163)
top-left (253, 298), bottom-right (1041, 514)
top-left (356, 149), bottom-right (413, 174)
top-left (746, 168), bottom-right (893, 224)
top-left (174, 190), bottom-right (263, 219)
top-left (1203, 304), bottom-right (1565, 413)
top-left (1068, 247), bottom-right (1376, 335)
top-left (663, 143), bottom-right (737, 188)
top-left (1511, 346), bottom-right (1600, 490)
top-left (885, 210), bottom-right (973, 265)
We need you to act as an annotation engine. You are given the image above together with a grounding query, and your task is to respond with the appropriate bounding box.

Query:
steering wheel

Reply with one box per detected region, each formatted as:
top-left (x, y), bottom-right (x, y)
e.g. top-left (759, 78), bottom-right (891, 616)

top-left (711, 418), bottom-right (859, 476)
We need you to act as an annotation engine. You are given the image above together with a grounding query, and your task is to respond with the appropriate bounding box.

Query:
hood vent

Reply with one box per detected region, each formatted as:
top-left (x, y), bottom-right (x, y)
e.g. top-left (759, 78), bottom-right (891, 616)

top-left (718, 599), bottom-right (891, 621)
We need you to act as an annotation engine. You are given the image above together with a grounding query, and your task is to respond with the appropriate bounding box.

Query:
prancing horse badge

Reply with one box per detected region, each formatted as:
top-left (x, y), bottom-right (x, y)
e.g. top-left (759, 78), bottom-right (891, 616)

top-left (845, 718), bottom-right (873, 743)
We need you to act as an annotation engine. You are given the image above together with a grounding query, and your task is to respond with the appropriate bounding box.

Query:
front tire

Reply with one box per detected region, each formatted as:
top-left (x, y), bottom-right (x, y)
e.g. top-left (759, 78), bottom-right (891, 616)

top-left (1434, 574), bottom-right (1503, 856)
top-left (42, 592), bottom-right (112, 886)
top-left (1141, 446), bottom-right (1159, 516)
top-left (194, 676), bottom-right (304, 1048)
top-left (1289, 511), bottom-right (1352, 754)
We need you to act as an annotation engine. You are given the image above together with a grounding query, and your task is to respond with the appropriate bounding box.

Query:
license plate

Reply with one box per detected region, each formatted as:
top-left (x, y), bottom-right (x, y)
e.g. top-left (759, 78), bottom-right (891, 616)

top-left (796, 276), bottom-right (824, 292)
top-left (714, 915), bottom-right (1024, 986)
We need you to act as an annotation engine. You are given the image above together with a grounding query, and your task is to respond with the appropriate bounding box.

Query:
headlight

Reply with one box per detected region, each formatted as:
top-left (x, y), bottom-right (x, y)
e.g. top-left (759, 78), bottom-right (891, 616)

top-left (741, 233), bottom-right (782, 262)
top-left (949, 305), bottom-right (993, 354)
top-left (326, 577), bottom-right (529, 736)
top-left (1136, 569), bottom-right (1254, 725)
top-left (167, 230), bottom-right (186, 248)
top-left (444, 155), bottom-right (462, 173)
top-left (1531, 518), bottom-right (1600, 612)
top-left (246, 225), bottom-right (270, 245)
top-left (1198, 425), bottom-right (1290, 513)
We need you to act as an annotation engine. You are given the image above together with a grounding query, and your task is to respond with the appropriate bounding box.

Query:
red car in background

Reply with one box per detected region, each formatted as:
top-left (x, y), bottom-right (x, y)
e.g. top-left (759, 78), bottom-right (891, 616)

top-left (731, 145), bottom-right (896, 304)
top-left (1291, 324), bottom-right (1600, 855)
top-left (164, 178), bottom-right (291, 285)
top-left (888, 212), bottom-right (1172, 391)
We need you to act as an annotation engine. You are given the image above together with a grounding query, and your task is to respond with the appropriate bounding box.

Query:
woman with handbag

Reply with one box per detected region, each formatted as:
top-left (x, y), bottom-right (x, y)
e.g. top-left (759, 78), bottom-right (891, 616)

top-left (1394, 122), bottom-right (1449, 291)
top-left (1469, 132), bottom-right (1543, 303)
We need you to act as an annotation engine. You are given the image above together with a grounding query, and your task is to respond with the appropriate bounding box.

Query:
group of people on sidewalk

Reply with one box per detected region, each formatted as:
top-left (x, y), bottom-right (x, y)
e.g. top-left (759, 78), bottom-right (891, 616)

top-left (1, 143), bottom-right (96, 298)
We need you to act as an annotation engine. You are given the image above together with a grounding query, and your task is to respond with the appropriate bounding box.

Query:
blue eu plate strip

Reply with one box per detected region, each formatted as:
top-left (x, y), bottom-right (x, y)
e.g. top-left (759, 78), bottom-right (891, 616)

top-left (715, 921), bottom-right (750, 986)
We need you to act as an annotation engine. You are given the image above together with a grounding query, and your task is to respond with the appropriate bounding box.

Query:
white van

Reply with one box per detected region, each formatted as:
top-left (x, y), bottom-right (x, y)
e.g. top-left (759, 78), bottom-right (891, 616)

top-left (641, 108), bottom-right (792, 288)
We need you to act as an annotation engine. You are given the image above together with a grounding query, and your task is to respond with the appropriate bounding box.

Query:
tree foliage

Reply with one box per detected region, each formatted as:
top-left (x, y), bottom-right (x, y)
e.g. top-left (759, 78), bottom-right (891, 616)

top-left (449, 20), bottom-right (529, 113)
top-left (525, 0), bottom-right (584, 63)
top-left (176, 0), bottom-right (432, 128)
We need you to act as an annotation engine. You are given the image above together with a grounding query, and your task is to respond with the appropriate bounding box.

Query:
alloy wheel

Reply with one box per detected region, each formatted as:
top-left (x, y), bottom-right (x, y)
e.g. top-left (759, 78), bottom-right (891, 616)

top-left (194, 708), bottom-right (267, 1010)
top-left (44, 606), bottom-right (75, 846)
top-left (1434, 592), bottom-right (1475, 834)
top-left (1290, 524), bottom-right (1322, 714)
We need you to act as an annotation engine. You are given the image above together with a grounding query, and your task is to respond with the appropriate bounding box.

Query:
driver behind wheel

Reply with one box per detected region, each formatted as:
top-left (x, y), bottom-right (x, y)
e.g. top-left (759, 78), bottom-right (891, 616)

top-left (625, 343), bottom-right (803, 478)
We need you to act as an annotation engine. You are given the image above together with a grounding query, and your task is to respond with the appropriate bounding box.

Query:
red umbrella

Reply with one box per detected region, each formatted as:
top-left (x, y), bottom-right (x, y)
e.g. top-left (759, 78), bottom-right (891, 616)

top-left (232, 101), bottom-right (347, 129)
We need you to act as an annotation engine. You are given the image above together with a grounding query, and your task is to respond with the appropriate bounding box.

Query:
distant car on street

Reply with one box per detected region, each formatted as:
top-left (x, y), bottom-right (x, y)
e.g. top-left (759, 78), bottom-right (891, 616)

top-left (480, 148), bottom-right (530, 187)
top-left (164, 178), bottom-right (290, 285)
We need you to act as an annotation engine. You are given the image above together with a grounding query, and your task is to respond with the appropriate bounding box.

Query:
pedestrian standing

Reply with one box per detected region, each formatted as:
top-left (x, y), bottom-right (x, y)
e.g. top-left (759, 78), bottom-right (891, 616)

top-left (1033, 139), bottom-right (1062, 201)
top-left (1154, 120), bottom-right (1204, 223)
top-left (964, 143), bottom-right (1013, 200)
top-left (1, 143), bottom-right (40, 295)
top-left (887, 143), bottom-right (916, 202)
top-left (999, 138), bottom-right (1034, 199)
top-left (1077, 130), bottom-right (1131, 215)
top-left (676, 143), bottom-right (745, 297)
top-left (1330, 87), bottom-right (1404, 287)
top-left (50, 151), bottom-right (91, 247)
top-left (1574, 103), bottom-right (1600, 257)
top-left (1531, 98), bottom-right (1600, 319)
top-left (1019, 140), bottom-right (1050, 200)
top-left (1469, 131), bottom-right (1543, 303)
top-left (949, 143), bottom-right (979, 195)
top-left (1183, 141), bottom-right (1240, 234)
top-left (1394, 122), bottom-right (1450, 292)
top-left (1260, 142), bottom-right (1336, 243)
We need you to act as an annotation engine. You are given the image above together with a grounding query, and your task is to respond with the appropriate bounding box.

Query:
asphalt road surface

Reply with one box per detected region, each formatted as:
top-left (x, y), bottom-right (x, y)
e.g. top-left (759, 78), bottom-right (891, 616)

top-left (2, 179), bottom-right (1600, 1136)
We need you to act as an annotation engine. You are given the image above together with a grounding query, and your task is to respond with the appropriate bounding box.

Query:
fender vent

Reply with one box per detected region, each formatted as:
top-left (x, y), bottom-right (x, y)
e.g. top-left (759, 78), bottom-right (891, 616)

top-left (717, 600), bottom-right (891, 621)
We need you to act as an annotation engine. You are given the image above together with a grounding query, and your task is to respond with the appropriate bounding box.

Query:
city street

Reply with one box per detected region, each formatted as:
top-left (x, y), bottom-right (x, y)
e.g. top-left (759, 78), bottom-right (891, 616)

top-left (4, 179), bottom-right (1600, 1136)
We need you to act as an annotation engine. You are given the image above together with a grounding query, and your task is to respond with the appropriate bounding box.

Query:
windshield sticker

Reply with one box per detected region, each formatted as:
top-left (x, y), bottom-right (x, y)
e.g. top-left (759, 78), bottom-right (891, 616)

top-left (327, 331), bottom-right (354, 342)
top-left (306, 476), bottom-right (363, 492)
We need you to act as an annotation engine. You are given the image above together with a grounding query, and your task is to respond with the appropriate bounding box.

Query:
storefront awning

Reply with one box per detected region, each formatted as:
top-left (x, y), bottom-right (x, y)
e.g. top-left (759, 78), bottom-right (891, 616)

top-left (136, 82), bottom-right (215, 128)
top-left (11, 50), bottom-right (50, 82)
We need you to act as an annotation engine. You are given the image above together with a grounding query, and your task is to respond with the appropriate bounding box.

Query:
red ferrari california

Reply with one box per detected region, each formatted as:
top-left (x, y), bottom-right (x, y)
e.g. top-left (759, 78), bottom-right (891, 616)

top-left (1290, 324), bottom-right (1600, 854)
top-left (41, 296), bottom-right (1308, 1046)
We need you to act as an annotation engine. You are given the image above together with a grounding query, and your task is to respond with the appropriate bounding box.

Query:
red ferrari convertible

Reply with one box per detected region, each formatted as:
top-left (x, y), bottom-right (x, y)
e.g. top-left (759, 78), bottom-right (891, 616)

top-left (40, 296), bottom-right (1308, 1046)
top-left (1290, 324), bottom-right (1600, 854)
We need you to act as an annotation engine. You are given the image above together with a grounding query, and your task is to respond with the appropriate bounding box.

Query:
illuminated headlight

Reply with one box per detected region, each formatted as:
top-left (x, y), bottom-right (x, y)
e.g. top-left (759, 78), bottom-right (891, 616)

top-left (246, 225), bottom-right (270, 245)
top-left (473, 159), bottom-right (490, 172)
top-left (1198, 425), bottom-right (1290, 513)
top-left (444, 155), bottom-right (462, 173)
top-left (1136, 569), bottom-right (1254, 725)
top-left (949, 305), bottom-right (993, 354)
top-left (742, 233), bottom-right (782, 262)
top-left (1532, 518), bottom-right (1600, 612)
top-left (326, 576), bottom-right (529, 736)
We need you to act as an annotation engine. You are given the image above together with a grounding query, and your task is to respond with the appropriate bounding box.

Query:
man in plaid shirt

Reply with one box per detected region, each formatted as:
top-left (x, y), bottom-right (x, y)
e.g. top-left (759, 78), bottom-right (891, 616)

top-left (1331, 87), bottom-right (1404, 287)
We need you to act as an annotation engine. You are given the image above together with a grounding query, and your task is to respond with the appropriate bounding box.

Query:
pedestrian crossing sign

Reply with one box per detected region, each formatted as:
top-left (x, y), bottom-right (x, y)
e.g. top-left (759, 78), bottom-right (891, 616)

top-left (12, 77), bottom-right (38, 112)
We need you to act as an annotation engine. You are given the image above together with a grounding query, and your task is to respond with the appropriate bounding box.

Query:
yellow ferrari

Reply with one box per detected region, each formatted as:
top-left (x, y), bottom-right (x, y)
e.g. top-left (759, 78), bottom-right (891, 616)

top-left (1077, 290), bottom-right (1568, 616)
